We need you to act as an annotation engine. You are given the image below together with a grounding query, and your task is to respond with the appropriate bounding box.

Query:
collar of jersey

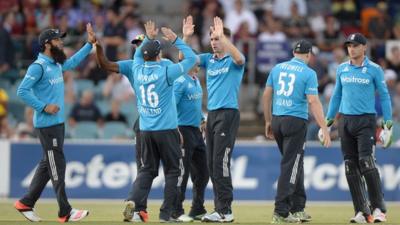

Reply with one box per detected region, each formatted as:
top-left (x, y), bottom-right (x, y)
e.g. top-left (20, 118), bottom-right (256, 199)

top-left (144, 61), bottom-right (162, 67)
top-left (212, 53), bottom-right (229, 60)
top-left (291, 57), bottom-right (306, 64)
top-left (38, 53), bottom-right (56, 64)
top-left (348, 56), bottom-right (369, 68)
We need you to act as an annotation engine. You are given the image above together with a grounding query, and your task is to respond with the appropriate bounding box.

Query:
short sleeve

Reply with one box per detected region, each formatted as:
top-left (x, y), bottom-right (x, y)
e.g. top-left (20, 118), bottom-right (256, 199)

top-left (305, 71), bottom-right (318, 95)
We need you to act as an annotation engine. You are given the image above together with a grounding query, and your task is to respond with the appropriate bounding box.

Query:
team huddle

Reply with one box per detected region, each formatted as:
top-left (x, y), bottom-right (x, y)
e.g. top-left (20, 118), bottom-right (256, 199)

top-left (12, 13), bottom-right (393, 224)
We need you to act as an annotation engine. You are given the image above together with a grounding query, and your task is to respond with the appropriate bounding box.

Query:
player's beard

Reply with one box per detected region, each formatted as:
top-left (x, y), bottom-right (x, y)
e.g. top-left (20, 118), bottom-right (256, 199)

top-left (50, 43), bottom-right (67, 64)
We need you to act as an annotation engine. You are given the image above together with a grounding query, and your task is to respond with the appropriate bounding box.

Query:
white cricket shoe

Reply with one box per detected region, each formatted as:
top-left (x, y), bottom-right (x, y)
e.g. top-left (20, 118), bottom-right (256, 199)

top-left (372, 208), bottom-right (387, 223)
top-left (201, 211), bottom-right (234, 223)
top-left (14, 200), bottom-right (42, 222)
top-left (350, 212), bottom-right (373, 223)
top-left (59, 208), bottom-right (89, 222)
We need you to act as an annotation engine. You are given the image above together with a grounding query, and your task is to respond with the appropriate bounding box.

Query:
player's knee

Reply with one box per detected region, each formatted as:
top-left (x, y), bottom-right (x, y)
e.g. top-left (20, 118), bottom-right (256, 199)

top-left (344, 158), bottom-right (360, 176)
top-left (358, 155), bottom-right (376, 174)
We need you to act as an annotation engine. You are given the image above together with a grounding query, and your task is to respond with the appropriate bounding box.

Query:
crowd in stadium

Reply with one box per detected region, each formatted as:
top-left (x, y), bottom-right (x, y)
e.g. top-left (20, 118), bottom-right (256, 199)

top-left (1, 0), bottom-right (400, 142)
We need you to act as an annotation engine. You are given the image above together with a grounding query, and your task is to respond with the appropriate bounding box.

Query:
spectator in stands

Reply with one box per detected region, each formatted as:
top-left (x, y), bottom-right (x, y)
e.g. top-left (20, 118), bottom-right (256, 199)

top-left (283, 2), bottom-right (313, 39)
top-left (35, 0), bottom-right (54, 31)
top-left (0, 12), bottom-right (18, 84)
top-left (306, 0), bottom-right (331, 18)
top-left (387, 45), bottom-right (400, 78)
top-left (317, 15), bottom-right (344, 53)
top-left (69, 90), bottom-right (102, 127)
top-left (54, 0), bottom-right (82, 33)
top-left (0, 116), bottom-right (14, 139)
top-left (331, 0), bottom-right (358, 28)
top-left (8, 3), bottom-right (25, 36)
top-left (308, 48), bottom-right (329, 94)
top-left (393, 21), bottom-right (400, 39)
top-left (14, 107), bottom-right (36, 139)
top-left (0, 88), bottom-right (8, 121)
top-left (103, 7), bottom-right (126, 61)
top-left (327, 47), bottom-right (346, 81)
top-left (378, 58), bottom-right (397, 97)
top-left (258, 17), bottom-right (286, 42)
top-left (93, 13), bottom-right (105, 40)
top-left (104, 100), bottom-right (127, 124)
top-left (199, 0), bottom-right (224, 49)
top-left (57, 13), bottom-right (80, 46)
top-left (124, 13), bottom-right (143, 49)
top-left (102, 73), bottom-right (134, 102)
top-left (368, 1), bottom-right (392, 40)
top-left (224, 0), bottom-right (258, 35)
top-left (273, 0), bottom-right (307, 19)
top-left (120, 0), bottom-right (140, 19)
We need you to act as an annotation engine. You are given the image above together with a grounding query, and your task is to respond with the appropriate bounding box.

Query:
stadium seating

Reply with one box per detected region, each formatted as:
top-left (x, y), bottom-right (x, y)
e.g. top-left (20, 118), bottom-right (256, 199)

top-left (75, 79), bottom-right (94, 97)
top-left (102, 121), bottom-right (128, 139)
top-left (70, 121), bottom-right (98, 139)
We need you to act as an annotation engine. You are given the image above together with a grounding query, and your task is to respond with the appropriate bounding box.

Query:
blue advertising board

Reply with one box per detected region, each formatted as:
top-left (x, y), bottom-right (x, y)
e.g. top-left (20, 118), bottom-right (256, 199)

top-left (8, 142), bottom-right (400, 201)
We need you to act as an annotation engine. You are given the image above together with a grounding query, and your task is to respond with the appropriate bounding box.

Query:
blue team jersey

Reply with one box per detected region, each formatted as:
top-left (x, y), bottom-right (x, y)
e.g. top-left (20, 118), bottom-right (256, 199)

top-left (174, 75), bottom-right (203, 127)
top-left (131, 37), bottom-right (197, 131)
top-left (117, 59), bottom-right (173, 86)
top-left (17, 43), bottom-right (93, 128)
top-left (327, 57), bottom-right (392, 121)
top-left (266, 57), bottom-right (318, 120)
top-left (198, 53), bottom-right (245, 110)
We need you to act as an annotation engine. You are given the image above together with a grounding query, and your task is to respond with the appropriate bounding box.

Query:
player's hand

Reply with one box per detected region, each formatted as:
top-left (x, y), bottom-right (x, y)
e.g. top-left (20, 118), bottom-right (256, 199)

top-left (161, 27), bottom-right (177, 42)
top-left (86, 23), bottom-right (96, 44)
top-left (212, 16), bottom-right (224, 39)
top-left (144, 20), bottom-right (158, 39)
top-left (44, 104), bottom-right (60, 114)
top-left (265, 121), bottom-right (274, 139)
top-left (182, 15), bottom-right (194, 38)
top-left (200, 120), bottom-right (206, 133)
top-left (380, 120), bottom-right (393, 149)
top-left (318, 127), bottom-right (331, 147)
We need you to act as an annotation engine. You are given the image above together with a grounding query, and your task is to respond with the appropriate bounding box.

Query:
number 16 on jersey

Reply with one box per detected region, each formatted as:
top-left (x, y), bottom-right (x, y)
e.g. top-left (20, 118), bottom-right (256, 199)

top-left (139, 84), bottom-right (159, 107)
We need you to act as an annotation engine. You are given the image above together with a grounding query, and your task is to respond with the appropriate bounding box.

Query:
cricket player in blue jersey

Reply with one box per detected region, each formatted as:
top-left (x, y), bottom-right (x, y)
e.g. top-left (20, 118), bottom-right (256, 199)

top-left (169, 16), bottom-right (209, 223)
top-left (171, 65), bottom-right (209, 222)
top-left (94, 34), bottom-right (176, 222)
top-left (263, 40), bottom-right (331, 223)
top-left (125, 20), bottom-right (198, 223)
top-left (183, 16), bottom-right (244, 223)
top-left (14, 24), bottom-right (96, 223)
top-left (325, 33), bottom-right (392, 223)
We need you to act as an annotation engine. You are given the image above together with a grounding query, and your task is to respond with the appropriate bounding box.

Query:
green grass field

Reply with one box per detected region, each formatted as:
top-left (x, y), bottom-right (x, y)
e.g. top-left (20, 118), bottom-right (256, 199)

top-left (0, 200), bottom-right (399, 225)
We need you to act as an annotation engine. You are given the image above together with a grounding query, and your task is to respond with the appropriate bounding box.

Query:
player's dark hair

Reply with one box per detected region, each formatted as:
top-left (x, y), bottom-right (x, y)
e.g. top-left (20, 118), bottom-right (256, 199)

top-left (143, 55), bottom-right (157, 61)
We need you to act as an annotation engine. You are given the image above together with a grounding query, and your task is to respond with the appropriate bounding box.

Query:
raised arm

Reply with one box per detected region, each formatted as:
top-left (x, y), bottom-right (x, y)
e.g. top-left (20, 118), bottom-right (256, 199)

top-left (162, 27), bottom-right (197, 83)
top-left (133, 21), bottom-right (158, 66)
top-left (62, 23), bottom-right (96, 71)
top-left (95, 41), bottom-right (119, 73)
top-left (213, 17), bottom-right (245, 65)
top-left (179, 15), bottom-right (195, 61)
